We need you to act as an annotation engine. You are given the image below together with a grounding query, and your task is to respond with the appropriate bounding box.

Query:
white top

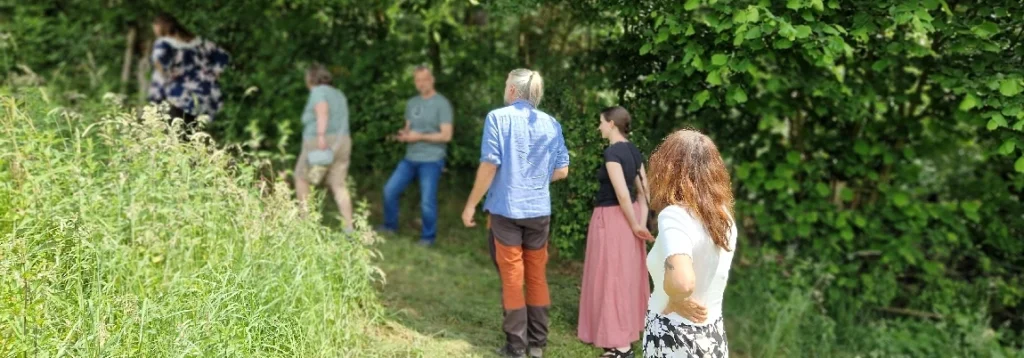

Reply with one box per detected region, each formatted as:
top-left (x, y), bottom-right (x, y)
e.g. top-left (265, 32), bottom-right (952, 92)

top-left (646, 205), bottom-right (737, 326)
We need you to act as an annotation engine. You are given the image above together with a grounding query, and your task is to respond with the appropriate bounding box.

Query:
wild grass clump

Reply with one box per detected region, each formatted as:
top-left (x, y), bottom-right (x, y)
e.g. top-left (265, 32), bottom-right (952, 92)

top-left (0, 87), bottom-right (384, 357)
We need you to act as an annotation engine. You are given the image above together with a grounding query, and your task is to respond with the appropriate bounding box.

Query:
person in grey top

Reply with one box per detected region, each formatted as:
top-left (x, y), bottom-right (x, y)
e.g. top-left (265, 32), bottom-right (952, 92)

top-left (378, 66), bottom-right (453, 246)
top-left (294, 63), bottom-right (354, 231)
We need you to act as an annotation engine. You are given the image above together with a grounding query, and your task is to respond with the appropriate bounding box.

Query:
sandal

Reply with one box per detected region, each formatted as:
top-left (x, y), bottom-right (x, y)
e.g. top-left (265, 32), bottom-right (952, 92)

top-left (599, 348), bottom-right (635, 358)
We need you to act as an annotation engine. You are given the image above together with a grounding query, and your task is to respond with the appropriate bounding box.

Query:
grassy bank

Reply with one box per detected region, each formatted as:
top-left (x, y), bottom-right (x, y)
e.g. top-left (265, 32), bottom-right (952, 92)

top-left (0, 89), bottom-right (386, 356)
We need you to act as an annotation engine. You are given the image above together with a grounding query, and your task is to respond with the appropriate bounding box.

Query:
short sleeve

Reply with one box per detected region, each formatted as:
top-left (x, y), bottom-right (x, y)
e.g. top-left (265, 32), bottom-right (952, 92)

top-left (554, 124), bottom-right (570, 169)
top-left (480, 113), bottom-right (502, 165)
top-left (439, 98), bottom-right (453, 124)
top-left (309, 86), bottom-right (329, 105)
top-left (151, 39), bottom-right (175, 68)
top-left (659, 206), bottom-right (697, 258)
top-left (602, 145), bottom-right (623, 164)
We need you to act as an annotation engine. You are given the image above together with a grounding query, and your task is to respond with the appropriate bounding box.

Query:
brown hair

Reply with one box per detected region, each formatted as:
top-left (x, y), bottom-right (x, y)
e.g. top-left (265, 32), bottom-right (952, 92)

top-left (601, 106), bottom-right (632, 136)
top-left (306, 63), bottom-right (333, 85)
top-left (153, 13), bottom-right (194, 40)
top-left (648, 129), bottom-right (735, 251)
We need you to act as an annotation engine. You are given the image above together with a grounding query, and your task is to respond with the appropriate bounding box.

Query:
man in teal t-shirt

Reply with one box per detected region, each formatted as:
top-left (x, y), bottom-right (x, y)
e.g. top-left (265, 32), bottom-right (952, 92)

top-left (379, 66), bottom-right (453, 246)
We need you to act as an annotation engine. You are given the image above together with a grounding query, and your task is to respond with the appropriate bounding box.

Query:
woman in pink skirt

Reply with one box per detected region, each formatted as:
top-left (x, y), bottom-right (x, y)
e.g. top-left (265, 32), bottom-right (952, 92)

top-left (578, 106), bottom-right (654, 358)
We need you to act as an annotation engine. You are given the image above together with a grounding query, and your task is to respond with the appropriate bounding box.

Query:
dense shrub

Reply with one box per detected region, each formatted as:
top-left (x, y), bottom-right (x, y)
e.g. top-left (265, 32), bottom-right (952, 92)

top-left (600, 0), bottom-right (1024, 336)
top-left (0, 88), bottom-right (384, 356)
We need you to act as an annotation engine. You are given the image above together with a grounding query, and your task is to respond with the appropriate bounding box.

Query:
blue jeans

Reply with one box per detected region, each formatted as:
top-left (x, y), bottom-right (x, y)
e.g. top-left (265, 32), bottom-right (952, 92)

top-left (382, 159), bottom-right (444, 241)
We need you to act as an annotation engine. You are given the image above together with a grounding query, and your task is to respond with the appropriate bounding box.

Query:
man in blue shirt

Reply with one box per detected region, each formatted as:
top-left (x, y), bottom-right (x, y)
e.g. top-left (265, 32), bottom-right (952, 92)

top-left (462, 69), bottom-right (570, 358)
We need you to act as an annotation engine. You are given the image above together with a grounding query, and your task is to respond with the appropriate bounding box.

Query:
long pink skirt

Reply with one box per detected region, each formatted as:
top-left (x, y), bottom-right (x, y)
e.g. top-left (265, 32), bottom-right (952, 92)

top-left (577, 202), bottom-right (650, 348)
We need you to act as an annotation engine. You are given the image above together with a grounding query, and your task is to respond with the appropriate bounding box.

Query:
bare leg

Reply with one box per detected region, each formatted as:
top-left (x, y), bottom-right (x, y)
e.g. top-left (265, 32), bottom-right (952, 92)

top-left (295, 176), bottom-right (311, 217)
top-left (330, 182), bottom-right (353, 230)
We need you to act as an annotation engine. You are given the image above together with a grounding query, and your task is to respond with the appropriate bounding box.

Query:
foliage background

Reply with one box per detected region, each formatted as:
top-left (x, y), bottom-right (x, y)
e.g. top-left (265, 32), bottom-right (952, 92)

top-left (2, 0), bottom-right (1022, 352)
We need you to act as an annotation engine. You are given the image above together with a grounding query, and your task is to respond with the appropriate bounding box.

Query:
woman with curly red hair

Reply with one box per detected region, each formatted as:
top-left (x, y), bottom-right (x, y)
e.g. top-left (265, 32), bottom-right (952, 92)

top-left (641, 129), bottom-right (737, 357)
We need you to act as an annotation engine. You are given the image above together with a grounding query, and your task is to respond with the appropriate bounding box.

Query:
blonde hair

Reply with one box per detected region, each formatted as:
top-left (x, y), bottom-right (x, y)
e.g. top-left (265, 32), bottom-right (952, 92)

top-left (508, 68), bottom-right (544, 106)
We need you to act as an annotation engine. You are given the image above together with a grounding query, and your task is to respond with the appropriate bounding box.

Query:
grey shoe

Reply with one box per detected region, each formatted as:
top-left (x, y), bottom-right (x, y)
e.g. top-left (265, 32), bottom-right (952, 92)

top-left (417, 239), bottom-right (435, 247)
top-left (528, 347), bottom-right (543, 358)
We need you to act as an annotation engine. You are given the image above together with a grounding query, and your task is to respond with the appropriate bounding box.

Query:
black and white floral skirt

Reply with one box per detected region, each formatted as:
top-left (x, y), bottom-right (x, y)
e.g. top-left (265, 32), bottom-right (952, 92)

top-left (642, 310), bottom-right (728, 357)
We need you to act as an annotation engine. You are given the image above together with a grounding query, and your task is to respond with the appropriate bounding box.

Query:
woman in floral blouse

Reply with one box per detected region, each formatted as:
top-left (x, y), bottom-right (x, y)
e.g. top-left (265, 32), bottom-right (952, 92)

top-left (148, 13), bottom-right (230, 136)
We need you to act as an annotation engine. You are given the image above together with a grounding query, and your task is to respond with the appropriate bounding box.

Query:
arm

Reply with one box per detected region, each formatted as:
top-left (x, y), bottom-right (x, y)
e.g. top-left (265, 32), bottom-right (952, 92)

top-left (463, 114), bottom-right (502, 227)
top-left (314, 99), bottom-right (329, 149)
top-left (551, 167), bottom-right (569, 182)
top-left (664, 254), bottom-right (697, 300)
top-left (659, 210), bottom-right (707, 322)
top-left (606, 162), bottom-right (638, 228)
top-left (408, 123), bottom-right (452, 143)
top-left (551, 125), bottom-right (570, 182)
top-left (404, 99), bottom-right (453, 143)
top-left (636, 163), bottom-right (650, 228)
top-left (465, 162), bottom-right (498, 213)
top-left (315, 101), bottom-right (329, 136)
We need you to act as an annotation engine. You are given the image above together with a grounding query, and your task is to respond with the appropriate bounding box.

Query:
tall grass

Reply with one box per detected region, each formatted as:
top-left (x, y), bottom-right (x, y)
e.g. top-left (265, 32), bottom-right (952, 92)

top-left (0, 88), bottom-right (384, 357)
top-left (724, 259), bottom-right (1022, 358)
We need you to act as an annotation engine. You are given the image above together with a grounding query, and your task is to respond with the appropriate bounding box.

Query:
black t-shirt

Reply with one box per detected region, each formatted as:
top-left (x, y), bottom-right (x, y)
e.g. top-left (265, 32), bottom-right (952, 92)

top-left (596, 141), bottom-right (644, 207)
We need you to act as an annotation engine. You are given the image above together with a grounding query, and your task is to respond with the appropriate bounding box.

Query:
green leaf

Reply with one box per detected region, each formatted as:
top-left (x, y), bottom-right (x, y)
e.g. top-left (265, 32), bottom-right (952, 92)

top-left (684, 0), bottom-right (700, 11)
top-left (745, 8), bottom-right (760, 23)
top-left (729, 87), bottom-right (748, 103)
top-left (827, 0), bottom-right (840, 9)
top-left (787, 0), bottom-right (803, 10)
top-left (1016, 156), bottom-right (1024, 173)
top-left (810, 0), bottom-right (824, 11)
top-left (694, 90), bottom-right (711, 108)
top-left (706, 70), bottom-right (723, 86)
top-left (786, 151), bottom-right (801, 164)
top-left (971, 21), bottom-right (999, 38)
top-left (639, 43), bottom-right (652, 55)
top-left (795, 25), bottom-right (813, 39)
top-left (775, 39), bottom-right (793, 49)
top-left (798, 224), bottom-right (812, 237)
top-left (712, 54), bottom-right (729, 66)
top-left (815, 182), bottom-right (830, 197)
top-left (733, 10), bottom-right (748, 23)
top-left (840, 187), bottom-right (854, 202)
top-left (853, 215), bottom-right (867, 228)
top-left (840, 229), bottom-right (854, 241)
top-left (735, 164), bottom-right (750, 180)
top-left (892, 192), bottom-right (910, 208)
top-left (962, 201), bottom-right (982, 222)
top-left (987, 114), bottom-right (1007, 130)
top-left (854, 140), bottom-right (870, 155)
top-left (998, 140), bottom-right (1016, 155)
top-left (745, 26), bottom-right (763, 39)
top-left (1000, 80), bottom-right (1021, 97)
top-left (959, 93), bottom-right (979, 111)
top-left (656, 28), bottom-right (670, 43)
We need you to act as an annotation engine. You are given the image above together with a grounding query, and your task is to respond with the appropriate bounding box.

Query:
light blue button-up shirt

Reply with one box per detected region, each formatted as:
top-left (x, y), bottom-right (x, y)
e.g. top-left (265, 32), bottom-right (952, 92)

top-left (481, 100), bottom-right (570, 219)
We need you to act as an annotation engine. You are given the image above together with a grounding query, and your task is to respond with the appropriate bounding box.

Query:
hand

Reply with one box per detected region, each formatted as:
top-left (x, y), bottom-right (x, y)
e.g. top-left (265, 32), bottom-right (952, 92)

top-left (398, 131), bottom-right (421, 143)
top-left (632, 224), bottom-right (654, 242)
top-left (662, 298), bottom-right (707, 323)
top-left (317, 135), bottom-right (327, 150)
top-left (462, 206), bottom-right (477, 227)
